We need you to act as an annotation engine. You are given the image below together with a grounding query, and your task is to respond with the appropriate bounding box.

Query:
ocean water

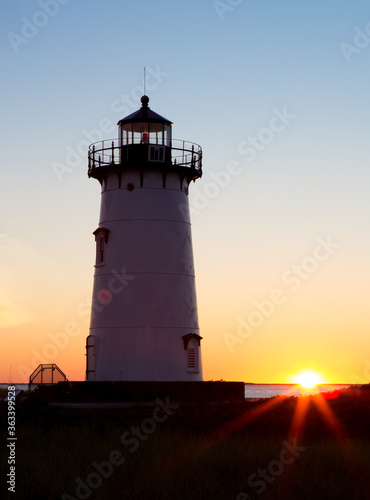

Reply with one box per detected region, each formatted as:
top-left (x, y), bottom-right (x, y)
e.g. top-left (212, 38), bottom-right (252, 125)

top-left (1, 383), bottom-right (351, 399)
top-left (0, 383), bottom-right (29, 391)
top-left (244, 384), bottom-right (350, 399)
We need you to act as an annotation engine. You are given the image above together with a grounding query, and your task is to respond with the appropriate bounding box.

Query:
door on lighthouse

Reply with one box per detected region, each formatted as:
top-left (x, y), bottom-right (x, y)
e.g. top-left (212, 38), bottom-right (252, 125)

top-left (86, 335), bottom-right (95, 380)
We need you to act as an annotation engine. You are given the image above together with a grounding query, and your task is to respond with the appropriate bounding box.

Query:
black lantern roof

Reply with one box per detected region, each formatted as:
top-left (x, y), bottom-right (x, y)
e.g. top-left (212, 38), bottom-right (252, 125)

top-left (117, 96), bottom-right (173, 126)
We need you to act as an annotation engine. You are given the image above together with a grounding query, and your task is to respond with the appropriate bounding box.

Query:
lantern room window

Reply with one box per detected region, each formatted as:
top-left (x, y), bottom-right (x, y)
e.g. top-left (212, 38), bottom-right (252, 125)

top-left (164, 124), bottom-right (171, 147)
top-left (149, 122), bottom-right (163, 145)
top-left (123, 123), bottom-right (132, 145)
top-left (133, 122), bottom-right (149, 144)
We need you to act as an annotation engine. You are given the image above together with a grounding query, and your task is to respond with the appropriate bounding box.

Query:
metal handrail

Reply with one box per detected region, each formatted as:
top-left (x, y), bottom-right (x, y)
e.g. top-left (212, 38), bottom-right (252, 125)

top-left (29, 363), bottom-right (68, 392)
top-left (87, 138), bottom-right (202, 172)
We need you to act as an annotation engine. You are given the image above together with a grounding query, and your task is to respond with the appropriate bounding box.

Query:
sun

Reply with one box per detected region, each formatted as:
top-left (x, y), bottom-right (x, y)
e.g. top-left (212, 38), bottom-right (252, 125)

top-left (294, 370), bottom-right (322, 389)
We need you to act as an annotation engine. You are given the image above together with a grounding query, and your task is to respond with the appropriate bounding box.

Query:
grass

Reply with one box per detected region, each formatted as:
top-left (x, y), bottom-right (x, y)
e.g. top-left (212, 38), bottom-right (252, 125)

top-left (1, 387), bottom-right (370, 499)
top-left (2, 427), bottom-right (370, 500)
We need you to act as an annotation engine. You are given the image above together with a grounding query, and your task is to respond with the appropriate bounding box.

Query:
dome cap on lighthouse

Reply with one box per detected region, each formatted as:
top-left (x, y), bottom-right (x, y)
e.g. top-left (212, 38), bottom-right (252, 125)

top-left (117, 96), bottom-right (173, 126)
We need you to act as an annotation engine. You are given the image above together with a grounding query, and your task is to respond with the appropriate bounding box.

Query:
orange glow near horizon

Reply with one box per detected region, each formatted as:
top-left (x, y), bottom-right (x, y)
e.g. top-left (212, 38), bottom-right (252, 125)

top-left (312, 392), bottom-right (346, 440)
top-left (292, 370), bottom-right (325, 388)
top-left (288, 395), bottom-right (311, 440)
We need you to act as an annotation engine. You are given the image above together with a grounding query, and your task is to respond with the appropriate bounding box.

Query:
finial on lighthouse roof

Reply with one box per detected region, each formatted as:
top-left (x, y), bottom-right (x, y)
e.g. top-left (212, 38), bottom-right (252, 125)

top-left (117, 96), bottom-right (172, 125)
top-left (141, 95), bottom-right (149, 108)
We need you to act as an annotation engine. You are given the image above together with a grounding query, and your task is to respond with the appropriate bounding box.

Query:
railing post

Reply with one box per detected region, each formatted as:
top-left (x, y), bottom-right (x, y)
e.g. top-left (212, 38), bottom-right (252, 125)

top-left (92, 145), bottom-right (95, 168)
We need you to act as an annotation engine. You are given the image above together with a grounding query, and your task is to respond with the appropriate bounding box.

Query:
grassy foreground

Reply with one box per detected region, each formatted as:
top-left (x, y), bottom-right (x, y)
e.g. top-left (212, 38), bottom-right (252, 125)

top-left (1, 386), bottom-right (370, 500)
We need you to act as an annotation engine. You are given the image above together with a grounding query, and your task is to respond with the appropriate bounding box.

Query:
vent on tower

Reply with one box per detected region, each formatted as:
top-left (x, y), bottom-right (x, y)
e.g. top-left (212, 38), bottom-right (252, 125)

top-left (187, 340), bottom-right (198, 372)
top-left (182, 333), bottom-right (202, 373)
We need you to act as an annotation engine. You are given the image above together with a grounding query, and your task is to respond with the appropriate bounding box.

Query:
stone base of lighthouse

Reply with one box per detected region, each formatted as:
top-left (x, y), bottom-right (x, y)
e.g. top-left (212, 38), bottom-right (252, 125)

top-left (32, 380), bottom-right (245, 404)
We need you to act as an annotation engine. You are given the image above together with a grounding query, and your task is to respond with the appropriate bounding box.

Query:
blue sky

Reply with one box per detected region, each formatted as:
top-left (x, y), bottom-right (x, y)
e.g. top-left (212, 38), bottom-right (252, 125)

top-left (1, 0), bottom-right (370, 382)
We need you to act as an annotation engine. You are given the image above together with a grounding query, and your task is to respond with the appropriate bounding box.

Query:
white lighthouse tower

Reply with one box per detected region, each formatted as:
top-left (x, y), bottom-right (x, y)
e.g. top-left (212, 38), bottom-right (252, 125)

top-left (85, 96), bottom-right (203, 382)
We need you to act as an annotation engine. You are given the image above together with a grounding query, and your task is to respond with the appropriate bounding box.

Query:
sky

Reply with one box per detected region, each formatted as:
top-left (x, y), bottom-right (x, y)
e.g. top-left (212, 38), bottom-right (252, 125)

top-left (1, 0), bottom-right (370, 384)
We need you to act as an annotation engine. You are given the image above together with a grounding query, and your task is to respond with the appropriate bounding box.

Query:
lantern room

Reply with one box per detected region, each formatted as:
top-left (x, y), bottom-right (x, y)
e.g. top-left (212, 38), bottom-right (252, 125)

top-left (117, 95), bottom-right (172, 165)
top-left (118, 95), bottom-right (172, 147)
top-left (87, 95), bottom-right (202, 183)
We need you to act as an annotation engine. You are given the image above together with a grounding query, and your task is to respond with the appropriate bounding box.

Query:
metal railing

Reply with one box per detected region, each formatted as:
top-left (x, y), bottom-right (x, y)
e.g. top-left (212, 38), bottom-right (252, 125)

top-left (29, 363), bottom-right (68, 392)
top-left (87, 138), bottom-right (202, 173)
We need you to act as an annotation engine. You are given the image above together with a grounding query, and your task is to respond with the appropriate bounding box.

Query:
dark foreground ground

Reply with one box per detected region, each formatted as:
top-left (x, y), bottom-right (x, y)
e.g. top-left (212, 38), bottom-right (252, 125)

top-left (1, 386), bottom-right (370, 500)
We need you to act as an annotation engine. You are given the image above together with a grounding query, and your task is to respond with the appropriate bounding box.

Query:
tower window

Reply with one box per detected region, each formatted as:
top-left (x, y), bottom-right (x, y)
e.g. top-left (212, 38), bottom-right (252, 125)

top-left (149, 146), bottom-right (164, 162)
top-left (93, 227), bottom-right (110, 266)
top-left (98, 236), bottom-right (105, 264)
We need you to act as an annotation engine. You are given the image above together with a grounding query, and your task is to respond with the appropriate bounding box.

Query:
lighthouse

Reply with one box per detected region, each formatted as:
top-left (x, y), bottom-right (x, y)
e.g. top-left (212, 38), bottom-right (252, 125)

top-left (85, 96), bottom-right (203, 382)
